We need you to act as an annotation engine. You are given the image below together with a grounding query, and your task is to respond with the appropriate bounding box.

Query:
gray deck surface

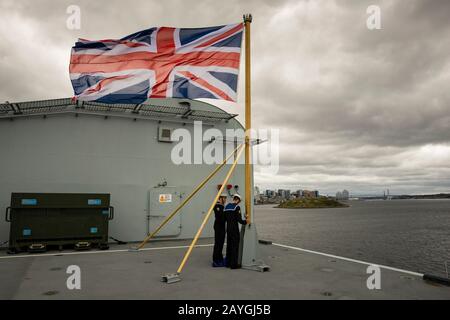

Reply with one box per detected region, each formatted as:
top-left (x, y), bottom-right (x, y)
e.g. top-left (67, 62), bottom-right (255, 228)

top-left (0, 240), bottom-right (449, 300)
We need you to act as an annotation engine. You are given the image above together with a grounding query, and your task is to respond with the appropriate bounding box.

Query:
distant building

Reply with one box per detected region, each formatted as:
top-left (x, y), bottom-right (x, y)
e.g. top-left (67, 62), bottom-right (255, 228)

top-left (293, 190), bottom-right (303, 198)
top-left (277, 189), bottom-right (291, 199)
top-left (303, 190), bottom-right (319, 198)
top-left (254, 186), bottom-right (262, 204)
top-left (265, 190), bottom-right (276, 198)
top-left (342, 190), bottom-right (349, 200)
top-left (336, 189), bottom-right (349, 200)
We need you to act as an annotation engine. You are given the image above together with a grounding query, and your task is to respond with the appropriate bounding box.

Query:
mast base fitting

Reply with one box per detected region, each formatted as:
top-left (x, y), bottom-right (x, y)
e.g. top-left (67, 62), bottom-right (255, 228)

top-left (243, 262), bottom-right (271, 273)
top-left (162, 273), bottom-right (181, 284)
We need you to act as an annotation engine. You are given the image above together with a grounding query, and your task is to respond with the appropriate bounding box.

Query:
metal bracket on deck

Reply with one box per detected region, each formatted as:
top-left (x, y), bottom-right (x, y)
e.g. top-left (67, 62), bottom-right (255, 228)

top-left (162, 273), bottom-right (181, 284)
top-left (28, 243), bottom-right (46, 253)
top-left (74, 241), bottom-right (91, 251)
top-left (242, 262), bottom-right (271, 273)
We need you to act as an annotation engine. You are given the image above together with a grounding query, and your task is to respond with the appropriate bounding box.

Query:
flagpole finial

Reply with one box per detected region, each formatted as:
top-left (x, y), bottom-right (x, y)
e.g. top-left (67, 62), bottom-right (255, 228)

top-left (243, 14), bottom-right (252, 23)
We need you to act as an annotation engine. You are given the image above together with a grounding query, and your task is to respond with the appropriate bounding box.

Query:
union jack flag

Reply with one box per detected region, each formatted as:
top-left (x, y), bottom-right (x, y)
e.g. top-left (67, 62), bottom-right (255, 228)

top-left (69, 23), bottom-right (244, 104)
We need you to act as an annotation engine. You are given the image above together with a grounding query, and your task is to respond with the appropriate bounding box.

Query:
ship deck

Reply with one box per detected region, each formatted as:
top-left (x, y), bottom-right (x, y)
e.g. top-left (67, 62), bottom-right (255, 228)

top-left (0, 239), bottom-right (449, 300)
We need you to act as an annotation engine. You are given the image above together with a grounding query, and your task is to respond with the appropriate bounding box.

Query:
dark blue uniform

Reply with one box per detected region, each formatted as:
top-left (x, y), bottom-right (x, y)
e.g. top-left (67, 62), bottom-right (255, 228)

top-left (213, 202), bottom-right (226, 264)
top-left (224, 203), bottom-right (247, 269)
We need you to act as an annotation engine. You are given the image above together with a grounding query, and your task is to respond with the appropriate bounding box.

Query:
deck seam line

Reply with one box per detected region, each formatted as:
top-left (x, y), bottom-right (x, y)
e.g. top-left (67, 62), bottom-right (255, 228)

top-left (272, 243), bottom-right (423, 277)
top-left (0, 244), bottom-right (214, 260)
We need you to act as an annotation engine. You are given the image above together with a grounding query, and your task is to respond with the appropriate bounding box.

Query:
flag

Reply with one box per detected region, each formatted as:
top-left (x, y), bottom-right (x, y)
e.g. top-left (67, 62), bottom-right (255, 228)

top-left (69, 23), bottom-right (244, 104)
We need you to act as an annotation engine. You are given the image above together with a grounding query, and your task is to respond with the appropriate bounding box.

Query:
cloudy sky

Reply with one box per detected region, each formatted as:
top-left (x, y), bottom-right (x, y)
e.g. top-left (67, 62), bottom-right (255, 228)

top-left (1, 0), bottom-right (450, 195)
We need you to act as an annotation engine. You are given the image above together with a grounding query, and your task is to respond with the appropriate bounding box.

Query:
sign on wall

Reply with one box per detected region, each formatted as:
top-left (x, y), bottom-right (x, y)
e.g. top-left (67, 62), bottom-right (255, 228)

top-left (159, 194), bottom-right (172, 203)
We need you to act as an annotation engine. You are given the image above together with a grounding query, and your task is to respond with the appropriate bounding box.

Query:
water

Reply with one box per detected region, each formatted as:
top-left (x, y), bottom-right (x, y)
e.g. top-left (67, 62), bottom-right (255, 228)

top-left (255, 200), bottom-right (450, 277)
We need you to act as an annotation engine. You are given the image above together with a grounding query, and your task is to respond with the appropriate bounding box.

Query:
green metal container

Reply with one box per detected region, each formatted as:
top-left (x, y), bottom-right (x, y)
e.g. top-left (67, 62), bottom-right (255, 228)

top-left (5, 193), bottom-right (113, 253)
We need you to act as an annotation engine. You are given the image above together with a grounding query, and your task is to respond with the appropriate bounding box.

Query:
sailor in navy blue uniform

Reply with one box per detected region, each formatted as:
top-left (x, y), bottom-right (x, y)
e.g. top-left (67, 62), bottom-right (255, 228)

top-left (212, 194), bottom-right (228, 267)
top-left (224, 194), bottom-right (247, 269)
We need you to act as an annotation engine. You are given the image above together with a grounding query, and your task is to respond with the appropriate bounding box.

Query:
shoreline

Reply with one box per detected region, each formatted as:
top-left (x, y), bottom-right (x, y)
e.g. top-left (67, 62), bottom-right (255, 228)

top-left (276, 197), bottom-right (349, 209)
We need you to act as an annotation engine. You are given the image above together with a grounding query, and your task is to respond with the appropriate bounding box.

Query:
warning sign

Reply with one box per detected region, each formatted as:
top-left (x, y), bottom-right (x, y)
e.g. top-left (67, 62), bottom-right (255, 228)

top-left (159, 194), bottom-right (172, 203)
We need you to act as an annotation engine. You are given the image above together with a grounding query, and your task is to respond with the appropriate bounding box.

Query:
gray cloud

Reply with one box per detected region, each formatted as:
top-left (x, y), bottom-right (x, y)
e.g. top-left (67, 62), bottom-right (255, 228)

top-left (1, 0), bottom-right (449, 195)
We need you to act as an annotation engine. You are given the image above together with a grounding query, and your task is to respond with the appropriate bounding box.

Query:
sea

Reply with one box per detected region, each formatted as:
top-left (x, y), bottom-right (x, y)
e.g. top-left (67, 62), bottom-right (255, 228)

top-left (255, 199), bottom-right (450, 277)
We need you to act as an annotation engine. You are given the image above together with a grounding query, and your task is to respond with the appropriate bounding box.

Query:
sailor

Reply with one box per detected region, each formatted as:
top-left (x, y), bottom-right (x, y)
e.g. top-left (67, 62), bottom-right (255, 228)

top-left (212, 194), bottom-right (228, 267)
top-left (224, 194), bottom-right (247, 269)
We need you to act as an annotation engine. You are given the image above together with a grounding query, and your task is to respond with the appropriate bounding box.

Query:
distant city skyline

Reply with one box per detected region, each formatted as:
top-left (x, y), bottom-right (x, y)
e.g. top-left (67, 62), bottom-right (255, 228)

top-left (255, 186), bottom-right (449, 197)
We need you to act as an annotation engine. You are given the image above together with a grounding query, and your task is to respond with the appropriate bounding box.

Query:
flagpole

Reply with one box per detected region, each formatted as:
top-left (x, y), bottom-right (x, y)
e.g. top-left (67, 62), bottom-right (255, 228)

top-left (243, 14), bottom-right (252, 224)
